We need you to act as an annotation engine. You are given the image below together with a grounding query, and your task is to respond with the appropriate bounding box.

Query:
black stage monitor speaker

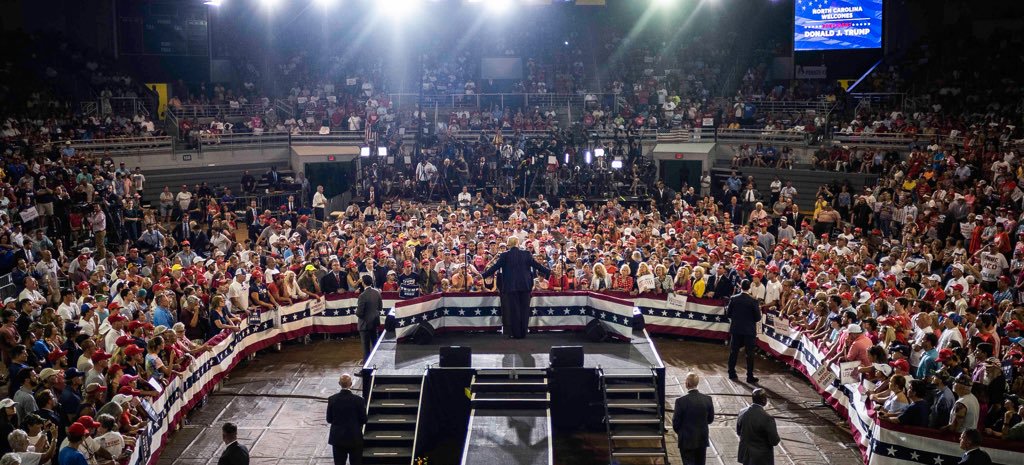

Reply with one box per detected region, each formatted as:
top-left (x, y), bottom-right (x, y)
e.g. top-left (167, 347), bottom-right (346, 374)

top-left (410, 321), bottom-right (435, 345)
top-left (584, 319), bottom-right (608, 342)
top-left (550, 346), bottom-right (584, 368)
top-left (439, 346), bottom-right (472, 367)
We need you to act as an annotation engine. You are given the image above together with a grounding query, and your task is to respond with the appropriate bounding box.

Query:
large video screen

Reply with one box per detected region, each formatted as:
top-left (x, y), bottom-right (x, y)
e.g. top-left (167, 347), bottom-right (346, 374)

top-left (794, 0), bottom-right (883, 51)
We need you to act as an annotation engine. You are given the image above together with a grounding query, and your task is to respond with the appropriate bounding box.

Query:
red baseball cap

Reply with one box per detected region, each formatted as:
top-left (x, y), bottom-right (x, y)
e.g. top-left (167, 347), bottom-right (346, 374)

top-left (67, 423), bottom-right (88, 437)
top-left (937, 348), bottom-right (954, 362)
top-left (91, 350), bottom-right (113, 363)
top-left (889, 359), bottom-right (910, 372)
top-left (1005, 320), bottom-right (1024, 333)
top-left (77, 415), bottom-right (101, 429)
top-left (118, 386), bottom-right (143, 396)
top-left (124, 345), bottom-right (144, 357)
top-left (107, 314), bottom-right (127, 324)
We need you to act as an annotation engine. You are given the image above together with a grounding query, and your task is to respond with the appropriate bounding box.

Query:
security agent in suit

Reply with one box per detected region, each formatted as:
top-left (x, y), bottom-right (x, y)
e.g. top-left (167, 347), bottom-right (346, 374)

top-left (320, 259), bottom-right (345, 295)
top-left (672, 372), bottom-right (715, 465)
top-left (356, 275), bottom-right (383, 360)
top-left (327, 373), bottom-right (368, 465)
top-left (958, 429), bottom-right (992, 465)
top-left (736, 388), bottom-right (780, 465)
top-left (727, 279), bottom-right (762, 383)
top-left (481, 236), bottom-right (550, 339)
top-left (218, 423), bottom-right (250, 465)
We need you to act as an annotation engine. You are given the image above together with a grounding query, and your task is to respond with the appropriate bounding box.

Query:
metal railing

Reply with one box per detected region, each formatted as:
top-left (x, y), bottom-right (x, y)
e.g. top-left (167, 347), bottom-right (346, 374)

top-left (194, 132), bottom-right (291, 150)
top-left (715, 128), bottom-right (810, 145)
top-left (69, 136), bottom-right (173, 154)
top-left (744, 97), bottom-right (832, 116)
top-left (169, 103), bottom-right (273, 120)
top-left (386, 92), bottom-right (591, 111)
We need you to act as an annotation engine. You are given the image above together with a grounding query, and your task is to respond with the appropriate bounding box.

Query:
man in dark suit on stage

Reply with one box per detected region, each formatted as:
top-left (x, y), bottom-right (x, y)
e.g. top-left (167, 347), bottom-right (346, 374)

top-left (672, 372), bottom-right (715, 465)
top-left (218, 423), bottom-right (249, 465)
top-left (727, 279), bottom-right (762, 383)
top-left (481, 236), bottom-right (550, 339)
top-left (958, 429), bottom-right (992, 465)
top-left (736, 388), bottom-right (779, 465)
top-left (356, 275), bottom-right (382, 360)
top-left (327, 373), bottom-right (367, 465)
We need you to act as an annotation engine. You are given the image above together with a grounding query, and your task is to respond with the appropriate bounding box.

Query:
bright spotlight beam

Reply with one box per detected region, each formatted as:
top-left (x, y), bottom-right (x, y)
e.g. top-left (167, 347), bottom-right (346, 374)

top-left (378, 0), bottom-right (419, 18)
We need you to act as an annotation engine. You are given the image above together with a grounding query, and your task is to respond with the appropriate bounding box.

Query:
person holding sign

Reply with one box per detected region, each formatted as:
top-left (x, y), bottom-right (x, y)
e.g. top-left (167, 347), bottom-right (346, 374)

top-left (726, 280), bottom-right (761, 383)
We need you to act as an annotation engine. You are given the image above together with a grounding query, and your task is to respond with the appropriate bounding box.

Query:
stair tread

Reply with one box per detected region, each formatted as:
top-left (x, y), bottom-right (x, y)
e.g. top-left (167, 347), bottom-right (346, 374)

top-left (607, 400), bottom-right (659, 408)
top-left (612, 447), bottom-right (668, 456)
top-left (472, 392), bottom-right (549, 400)
top-left (364, 430), bottom-right (415, 440)
top-left (605, 383), bottom-right (656, 392)
top-left (373, 385), bottom-right (421, 392)
top-left (367, 414), bottom-right (417, 423)
top-left (363, 446), bottom-right (413, 457)
top-left (610, 428), bottom-right (665, 439)
top-left (369, 399), bottom-right (419, 408)
top-left (608, 414), bottom-right (663, 423)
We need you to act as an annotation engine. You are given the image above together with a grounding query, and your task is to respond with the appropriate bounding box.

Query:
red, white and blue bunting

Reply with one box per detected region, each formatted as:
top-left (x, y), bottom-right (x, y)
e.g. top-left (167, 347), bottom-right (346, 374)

top-left (130, 293), bottom-right (1022, 465)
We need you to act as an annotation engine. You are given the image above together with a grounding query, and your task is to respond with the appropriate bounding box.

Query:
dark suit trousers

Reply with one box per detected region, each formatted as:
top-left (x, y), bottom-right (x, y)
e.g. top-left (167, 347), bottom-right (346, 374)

top-left (500, 291), bottom-right (532, 339)
top-left (359, 329), bottom-right (378, 360)
top-left (332, 441), bottom-right (363, 465)
top-left (727, 334), bottom-right (757, 377)
top-left (680, 447), bottom-right (707, 465)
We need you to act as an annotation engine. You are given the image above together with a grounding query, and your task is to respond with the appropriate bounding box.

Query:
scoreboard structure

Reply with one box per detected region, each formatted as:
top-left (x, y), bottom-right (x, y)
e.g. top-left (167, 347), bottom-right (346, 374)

top-left (116, 0), bottom-right (209, 56)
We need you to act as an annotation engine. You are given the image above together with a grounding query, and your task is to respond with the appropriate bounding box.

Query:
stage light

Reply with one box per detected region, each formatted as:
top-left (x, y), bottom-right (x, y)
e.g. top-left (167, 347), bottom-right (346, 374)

top-left (378, 0), bottom-right (419, 17)
top-left (564, 153), bottom-right (570, 164)
top-left (360, 147), bottom-right (371, 157)
top-left (314, 0), bottom-right (336, 8)
top-left (203, 0), bottom-right (223, 6)
top-left (585, 151), bottom-right (592, 164)
top-left (486, 0), bottom-right (514, 15)
top-left (594, 148), bottom-right (605, 158)
top-left (378, 147), bottom-right (388, 157)
top-left (259, 0), bottom-right (279, 11)
top-left (611, 159), bottom-right (623, 169)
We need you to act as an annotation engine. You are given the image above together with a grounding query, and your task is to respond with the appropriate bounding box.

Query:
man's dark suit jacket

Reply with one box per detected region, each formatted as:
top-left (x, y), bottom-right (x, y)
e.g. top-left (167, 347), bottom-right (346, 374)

top-left (320, 271), bottom-right (344, 295)
top-left (727, 292), bottom-right (762, 336)
top-left (218, 441), bottom-right (250, 465)
top-left (357, 287), bottom-right (383, 331)
top-left (482, 247), bottom-right (550, 292)
top-left (327, 389), bottom-right (368, 445)
top-left (707, 274), bottom-right (734, 298)
top-left (736, 403), bottom-right (779, 465)
top-left (958, 449), bottom-right (993, 465)
top-left (672, 389), bottom-right (715, 450)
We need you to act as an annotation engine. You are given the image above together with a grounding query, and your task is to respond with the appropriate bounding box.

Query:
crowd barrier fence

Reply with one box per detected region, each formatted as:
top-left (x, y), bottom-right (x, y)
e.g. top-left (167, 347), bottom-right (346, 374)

top-left (130, 291), bottom-right (1021, 465)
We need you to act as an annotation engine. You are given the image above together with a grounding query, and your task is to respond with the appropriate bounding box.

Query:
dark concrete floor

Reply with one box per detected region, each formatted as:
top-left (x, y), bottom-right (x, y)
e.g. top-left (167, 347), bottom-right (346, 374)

top-left (156, 335), bottom-right (863, 465)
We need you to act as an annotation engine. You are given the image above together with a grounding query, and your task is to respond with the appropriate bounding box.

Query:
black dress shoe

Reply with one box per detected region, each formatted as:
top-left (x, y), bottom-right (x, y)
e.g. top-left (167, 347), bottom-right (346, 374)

top-left (728, 374), bottom-right (739, 381)
top-left (746, 376), bottom-right (759, 384)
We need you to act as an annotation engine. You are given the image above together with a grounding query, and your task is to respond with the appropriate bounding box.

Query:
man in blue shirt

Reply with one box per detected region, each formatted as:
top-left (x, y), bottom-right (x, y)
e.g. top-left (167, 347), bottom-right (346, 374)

top-left (58, 422), bottom-right (90, 465)
top-left (151, 293), bottom-right (175, 328)
top-left (915, 333), bottom-right (940, 379)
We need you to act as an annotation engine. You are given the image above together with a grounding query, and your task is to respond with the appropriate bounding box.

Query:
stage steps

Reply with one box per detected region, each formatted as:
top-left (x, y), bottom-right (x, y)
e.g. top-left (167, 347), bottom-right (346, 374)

top-left (600, 370), bottom-right (669, 465)
top-left (461, 369), bottom-right (553, 465)
top-left (363, 373), bottom-right (425, 465)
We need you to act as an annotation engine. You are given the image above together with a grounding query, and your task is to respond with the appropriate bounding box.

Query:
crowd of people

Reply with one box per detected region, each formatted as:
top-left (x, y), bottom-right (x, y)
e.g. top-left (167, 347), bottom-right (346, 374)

top-left (0, 9), bottom-right (1023, 465)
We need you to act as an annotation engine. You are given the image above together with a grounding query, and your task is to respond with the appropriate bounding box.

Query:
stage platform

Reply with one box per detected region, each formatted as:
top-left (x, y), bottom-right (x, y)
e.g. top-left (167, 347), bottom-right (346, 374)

top-left (363, 329), bottom-right (665, 375)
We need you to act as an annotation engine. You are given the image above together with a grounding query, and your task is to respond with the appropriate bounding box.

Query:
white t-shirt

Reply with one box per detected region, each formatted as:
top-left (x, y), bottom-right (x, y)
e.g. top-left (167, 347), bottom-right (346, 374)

top-left (95, 431), bottom-right (125, 458)
top-left (16, 451), bottom-right (42, 465)
top-left (58, 302), bottom-right (79, 322)
top-left (979, 252), bottom-right (1007, 282)
top-left (228, 280), bottom-right (250, 311)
